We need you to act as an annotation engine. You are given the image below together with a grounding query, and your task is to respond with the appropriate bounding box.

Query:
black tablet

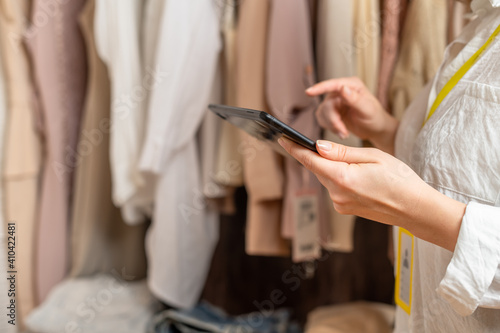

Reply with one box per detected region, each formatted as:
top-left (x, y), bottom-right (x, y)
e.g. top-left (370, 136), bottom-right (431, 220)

top-left (208, 104), bottom-right (318, 153)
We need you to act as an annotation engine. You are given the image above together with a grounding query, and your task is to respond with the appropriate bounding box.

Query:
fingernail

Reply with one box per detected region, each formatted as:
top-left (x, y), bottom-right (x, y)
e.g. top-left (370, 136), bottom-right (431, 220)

top-left (339, 132), bottom-right (347, 140)
top-left (343, 85), bottom-right (352, 96)
top-left (316, 140), bottom-right (332, 151)
top-left (305, 87), bottom-right (314, 93)
top-left (278, 137), bottom-right (287, 148)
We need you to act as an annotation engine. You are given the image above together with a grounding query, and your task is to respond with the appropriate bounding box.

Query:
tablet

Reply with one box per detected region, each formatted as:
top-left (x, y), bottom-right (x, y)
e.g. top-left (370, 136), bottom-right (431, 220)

top-left (208, 104), bottom-right (317, 153)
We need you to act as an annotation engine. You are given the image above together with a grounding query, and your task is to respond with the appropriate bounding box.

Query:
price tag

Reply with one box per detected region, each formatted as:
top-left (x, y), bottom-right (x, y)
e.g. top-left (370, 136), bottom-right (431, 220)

top-left (395, 227), bottom-right (414, 315)
top-left (292, 189), bottom-right (321, 263)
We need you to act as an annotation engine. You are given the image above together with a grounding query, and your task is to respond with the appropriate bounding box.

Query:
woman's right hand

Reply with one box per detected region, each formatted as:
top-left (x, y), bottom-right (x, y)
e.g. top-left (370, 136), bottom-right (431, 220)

top-left (306, 77), bottom-right (399, 154)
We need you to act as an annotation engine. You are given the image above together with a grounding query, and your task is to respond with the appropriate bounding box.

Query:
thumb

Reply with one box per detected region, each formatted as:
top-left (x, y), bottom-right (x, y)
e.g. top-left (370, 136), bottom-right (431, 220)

top-left (316, 140), bottom-right (378, 164)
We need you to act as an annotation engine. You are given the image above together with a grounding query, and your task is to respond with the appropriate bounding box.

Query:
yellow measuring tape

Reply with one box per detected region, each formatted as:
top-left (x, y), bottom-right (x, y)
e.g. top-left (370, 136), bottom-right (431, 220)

top-left (423, 23), bottom-right (500, 126)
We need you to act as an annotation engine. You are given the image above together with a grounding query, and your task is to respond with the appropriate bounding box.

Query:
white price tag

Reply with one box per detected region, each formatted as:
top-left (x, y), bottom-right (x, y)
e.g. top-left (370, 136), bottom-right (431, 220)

top-left (292, 190), bottom-right (320, 263)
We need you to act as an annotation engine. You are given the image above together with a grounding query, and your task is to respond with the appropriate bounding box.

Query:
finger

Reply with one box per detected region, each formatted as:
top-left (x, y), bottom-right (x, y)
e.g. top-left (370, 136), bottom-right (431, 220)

top-left (338, 84), bottom-right (384, 120)
top-left (315, 140), bottom-right (380, 164)
top-left (338, 84), bottom-right (362, 108)
top-left (305, 77), bottom-right (361, 96)
top-left (278, 137), bottom-right (345, 179)
top-left (327, 98), bottom-right (350, 139)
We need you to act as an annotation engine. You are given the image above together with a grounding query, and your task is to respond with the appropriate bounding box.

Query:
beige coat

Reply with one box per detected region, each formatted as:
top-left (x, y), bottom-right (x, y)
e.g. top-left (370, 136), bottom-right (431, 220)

top-left (237, 0), bottom-right (290, 256)
top-left (389, 0), bottom-right (448, 119)
top-left (69, 0), bottom-right (147, 280)
top-left (0, 0), bottom-right (41, 325)
top-left (316, 0), bottom-right (361, 253)
top-left (353, 0), bottom-right (381, 95)
top-left (214, 0), bottom-right (244, 191)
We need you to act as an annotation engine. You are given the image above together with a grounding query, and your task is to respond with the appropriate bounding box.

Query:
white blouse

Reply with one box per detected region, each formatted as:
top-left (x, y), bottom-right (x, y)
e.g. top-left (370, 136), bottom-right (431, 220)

top-left (94, 0), bottom-right (151, 225)
top-left (394, 2), bottom-right (500, 331)
top-left (139, 0), bottom-right (221, 308)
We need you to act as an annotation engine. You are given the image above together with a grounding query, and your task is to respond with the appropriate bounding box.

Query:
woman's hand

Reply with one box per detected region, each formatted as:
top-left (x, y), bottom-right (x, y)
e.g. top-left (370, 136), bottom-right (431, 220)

top-left (306, 77), bottom-right (399, 154)
top-left (279, 138), bottom-right (467, 252)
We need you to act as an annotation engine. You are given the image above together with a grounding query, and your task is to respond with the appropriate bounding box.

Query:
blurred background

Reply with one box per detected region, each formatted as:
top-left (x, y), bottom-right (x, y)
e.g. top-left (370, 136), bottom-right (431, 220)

top-left (0, 0), bottom-right (469, 332)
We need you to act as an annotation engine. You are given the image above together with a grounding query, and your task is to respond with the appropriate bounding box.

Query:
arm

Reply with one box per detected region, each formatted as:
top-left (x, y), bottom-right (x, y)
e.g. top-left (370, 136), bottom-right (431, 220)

top-left (280, 137), bottom-right (500, 315)
top-left (278, 137), bottom-right (466, 251)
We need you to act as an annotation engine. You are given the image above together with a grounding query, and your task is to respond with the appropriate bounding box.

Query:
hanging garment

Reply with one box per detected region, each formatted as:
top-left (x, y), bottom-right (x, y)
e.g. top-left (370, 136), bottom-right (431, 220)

top-left (315, 0), bottom-right (360, 253)
top-left (393, 2), bottom-right (500, 331)
top-left (199, 63), bottom-right (227, 206)
top-left (377, 0), bottom-right (407, 111)
top-left (26, 0), bottom-right (88, 304)
top-left (69, 0), bottom-right (147, 280)
top-left (447, 0), bottom-right (470, 44)
top-left (214, 0), bottom-right (245, 196)
top-left (199, 1), bottom-right (227, 210)
top-left (352, 0), bottom-right (381, 94)
top-left (0, 0), bottom-right (41, 325)
top-left (305, 302), bottom-right (395, 333)
top-left (316, 0), bottom-right (356, 80)
top-left (25, 275), bottom-right (157, 333)
top-left (389, 0), bottom-right (448, 119)
top-left (237, 0), bottom-right (289, 256)
top-left (94, 0), bottom-right (154, 226)
top-left (142, 0), bottom-right (166, 70)
top-left (139, 0), bottom-right (221, 308)
top-left (0, 30), bottom-right (17, 333)
top-left (267, 0), bottom-right (329, 261)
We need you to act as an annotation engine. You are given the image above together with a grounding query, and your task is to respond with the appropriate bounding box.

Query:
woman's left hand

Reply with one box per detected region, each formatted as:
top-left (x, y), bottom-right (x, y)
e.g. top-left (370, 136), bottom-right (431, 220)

top-left (278, 138), bottom-right (466, 251)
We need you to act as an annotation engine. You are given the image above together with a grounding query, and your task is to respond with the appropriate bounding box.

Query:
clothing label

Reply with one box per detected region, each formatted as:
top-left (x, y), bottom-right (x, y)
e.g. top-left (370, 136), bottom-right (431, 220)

top-left (395, 227), bottom-right (414, 315)
top-left (292, 189), bottom-right (321, 263)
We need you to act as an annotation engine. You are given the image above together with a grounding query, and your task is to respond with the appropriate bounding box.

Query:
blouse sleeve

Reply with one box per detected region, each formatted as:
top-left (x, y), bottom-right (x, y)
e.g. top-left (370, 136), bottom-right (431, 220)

top-left (437, 201), bottom-right (500, 316)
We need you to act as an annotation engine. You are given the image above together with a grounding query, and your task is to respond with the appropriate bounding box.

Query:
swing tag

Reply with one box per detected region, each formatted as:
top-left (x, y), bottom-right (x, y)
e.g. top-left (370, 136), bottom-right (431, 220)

top-left (395, 227), bottom-right (414, 315)
top-left (292, 189), bottom-right (321, 262)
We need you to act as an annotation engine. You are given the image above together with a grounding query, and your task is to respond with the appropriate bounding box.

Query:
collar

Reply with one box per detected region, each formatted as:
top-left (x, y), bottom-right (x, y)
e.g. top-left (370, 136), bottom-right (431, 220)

top-left (471, 0), bottom-right (500, 14)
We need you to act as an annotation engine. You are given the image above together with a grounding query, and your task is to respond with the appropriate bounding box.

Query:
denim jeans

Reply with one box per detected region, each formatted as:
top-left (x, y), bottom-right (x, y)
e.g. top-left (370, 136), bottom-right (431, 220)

top-left (147, 301), bottom-right (302, 333)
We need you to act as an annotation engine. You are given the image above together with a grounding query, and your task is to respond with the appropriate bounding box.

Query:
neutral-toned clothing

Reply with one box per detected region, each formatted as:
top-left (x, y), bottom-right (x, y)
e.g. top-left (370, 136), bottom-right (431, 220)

top-left (70, 0), bottom-right (147, 280)
top-left (236, 0), bottom-right (289, 256)
top-left (0, 0), bottom-right (40, 323)
top-left (139, 0), bottom-right (221, 308)
top-left (267, 0), bottom-right (329, 260)
top-left (448, 0), bottom-right (470, 44)
top-left (142, 0), bottom-right (166, 70)
top-left (389, 0), bottom-right (448, 119)
top-left (305, 302), bottom-right (395, 333)
top-left (316, 0), bottom-right (360, 253)
top-left (377, 0), bottom-right (406, 110)
top-left (25, 275), bottom-right (157, 333)
top-left (199, 66), bottom-right (227, 203)
top-left (94, 0), bottom-right (153, 225)
top-left (394, 2), bottom-right (500, 330)
top-left (353, 0), bottom-right (381, 94)
top-left (199, 1), bottom-right (229, 207)
top-left (214, 0), bottom-right (245, 191)
top-left (26, 0), bottom-right (88, 304)
top-left (0, 30), bottom-right (16, 333)
top-left (316, 0), bottom-right (356, 80)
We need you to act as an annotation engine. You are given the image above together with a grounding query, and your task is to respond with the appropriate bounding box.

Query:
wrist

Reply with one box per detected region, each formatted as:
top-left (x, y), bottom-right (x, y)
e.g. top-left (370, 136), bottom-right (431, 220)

top-left (400, 184), bottom-right (466, 252)
top-left (370, 113), bottom-right (399, 155)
